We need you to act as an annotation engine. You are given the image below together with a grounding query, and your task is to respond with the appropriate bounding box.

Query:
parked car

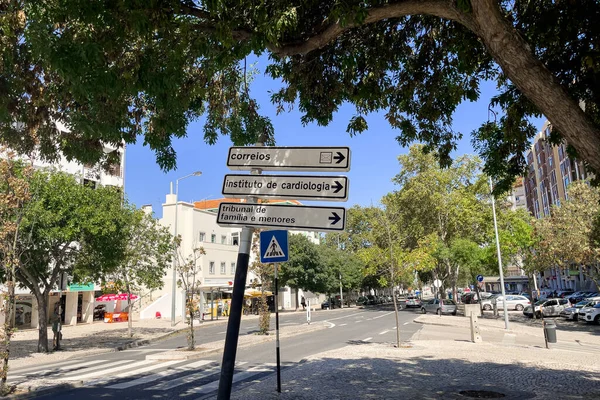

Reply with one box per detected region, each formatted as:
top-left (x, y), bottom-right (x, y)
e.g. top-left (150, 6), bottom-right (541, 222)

top-left (357, 296), bottom-right (368, 306)
top-left (481, 295), bottom-right (530, 311)
top-left (582, 303), bottom-right (600, 324)
top-left (523, 298), bottom-right (570, 318)
top-left (561, 299), bottom-right (597, 321)
top-left (421, 299), bottom-right (457, 315)
top-left (405, 295), bottom-right (421, 308)
top-left (576, 297), bottom-right (600, 320)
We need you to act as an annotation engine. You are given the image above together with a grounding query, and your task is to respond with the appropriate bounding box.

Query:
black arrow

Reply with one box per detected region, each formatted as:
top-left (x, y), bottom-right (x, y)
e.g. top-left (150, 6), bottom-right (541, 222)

top-left (332, 180), bottom-right (343, 194)
top-left (328, 212), bottom-right (341, 225)
top-left (333, 152), bottom-right (345, 164)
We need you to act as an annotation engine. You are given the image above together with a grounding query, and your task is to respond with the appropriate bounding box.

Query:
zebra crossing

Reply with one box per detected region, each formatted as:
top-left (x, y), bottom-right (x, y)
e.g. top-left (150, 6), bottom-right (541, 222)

top-left (9, 355), bottom-right (284, 396)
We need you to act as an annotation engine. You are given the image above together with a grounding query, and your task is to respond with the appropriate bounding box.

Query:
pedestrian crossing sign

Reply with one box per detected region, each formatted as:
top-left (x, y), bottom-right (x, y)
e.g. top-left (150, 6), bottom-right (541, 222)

top-left (260, 230), bottom-right (289, 263)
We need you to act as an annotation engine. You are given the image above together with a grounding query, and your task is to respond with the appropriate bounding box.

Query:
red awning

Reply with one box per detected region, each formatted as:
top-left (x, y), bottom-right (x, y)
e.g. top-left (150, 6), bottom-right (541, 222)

top-left (95, 293), bottom-right (139, 302)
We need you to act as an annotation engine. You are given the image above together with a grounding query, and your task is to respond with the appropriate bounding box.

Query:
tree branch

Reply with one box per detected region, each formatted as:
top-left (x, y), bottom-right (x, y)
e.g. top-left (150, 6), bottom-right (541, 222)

top-left (178, 1), bottom-right (211, 20)
top-left (270, 0), bottom-right (474, 57)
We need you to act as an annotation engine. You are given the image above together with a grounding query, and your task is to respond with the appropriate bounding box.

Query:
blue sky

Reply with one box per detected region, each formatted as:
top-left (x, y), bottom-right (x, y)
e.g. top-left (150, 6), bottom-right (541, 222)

top-left (125, 66), bottom-right (545, 218)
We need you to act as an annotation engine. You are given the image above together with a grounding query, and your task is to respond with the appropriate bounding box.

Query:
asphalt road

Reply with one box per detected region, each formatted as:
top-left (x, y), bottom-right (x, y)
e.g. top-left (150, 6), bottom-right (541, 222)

top-left (17, 304), bottom-right (422, 399)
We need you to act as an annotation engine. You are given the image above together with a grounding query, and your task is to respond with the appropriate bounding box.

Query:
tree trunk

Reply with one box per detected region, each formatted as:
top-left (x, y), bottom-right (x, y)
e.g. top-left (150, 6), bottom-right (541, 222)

top-left (34, 292), bottom-right (49, 353)
top-left (471, 0), bottom-right (600, 173)
top-left (391, 284), bottom-right (401, 348)
top-left (187, 294), bottom-right (195, 350)
top-left (125, 281), bottom-right (133, 338)
top-left (1, 276), bottom-right (16, 390)
top-left (295, 288), bottom-right (299, 311)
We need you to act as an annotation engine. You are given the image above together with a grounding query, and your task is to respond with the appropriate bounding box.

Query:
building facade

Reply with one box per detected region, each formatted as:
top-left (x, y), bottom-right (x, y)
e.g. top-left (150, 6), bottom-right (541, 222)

top-left (523, 122), bottom-right (596, 292)
top-left (140, 193), bottom-right (320, 321)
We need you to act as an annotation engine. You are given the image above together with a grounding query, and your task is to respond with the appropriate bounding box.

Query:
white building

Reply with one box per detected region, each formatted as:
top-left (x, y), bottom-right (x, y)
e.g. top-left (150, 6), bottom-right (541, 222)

top-left (139, 191), bottom-right (320, 321)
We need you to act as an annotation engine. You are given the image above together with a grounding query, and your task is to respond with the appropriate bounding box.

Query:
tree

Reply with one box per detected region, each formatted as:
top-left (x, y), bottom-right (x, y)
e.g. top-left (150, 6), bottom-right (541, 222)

top-left (391, 145), bottom-right (488, 298)
top-left (15, 171), bottom-right (125, 352)
top-left (5, 1), bottom-right (600, 191)
top-left (103, 206), bottom-right (173, 338)
top-left (175, 241), bottom-right (206, 350)
top-left (0, 150), bottom-right (32, 393)
top-left (279, 233), bottom-right (321, 309)
top-left (249, 231), bottom-right (274, 335)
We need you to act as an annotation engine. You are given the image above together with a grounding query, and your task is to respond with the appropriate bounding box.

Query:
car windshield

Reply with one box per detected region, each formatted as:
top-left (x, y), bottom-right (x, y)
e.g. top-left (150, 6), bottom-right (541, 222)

top-left (575, 301), bottom-right (591, 307)
top-left (593, 303), bottom-right (600, 309)
top-left (534, 300), bottom-right (547, 306)
top-left (442, 300), bottom-right (456, 305)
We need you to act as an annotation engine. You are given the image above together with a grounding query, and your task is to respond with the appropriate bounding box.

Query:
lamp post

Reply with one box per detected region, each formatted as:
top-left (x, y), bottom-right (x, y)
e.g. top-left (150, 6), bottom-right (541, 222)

top-left (171, 171), bottom-right (202, 326)
top-left (490, 177), bottom-right (509, 330)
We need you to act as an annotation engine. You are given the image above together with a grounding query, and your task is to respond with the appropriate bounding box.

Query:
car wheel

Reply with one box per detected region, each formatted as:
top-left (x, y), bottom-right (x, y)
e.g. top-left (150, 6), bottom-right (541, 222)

top-left (436, 309), bottom-right (442, 316)
top-left (452, 311), bottom-right (457, 316)
top-left (515, 304), bottom-right (524, 311)
top-left (421, 308), bottom-right (426, 314)
top-left (535, 311), bottom-right (542, 318)
top-left (573, 314), bottom-right (578, 321)
top-left (483, 304), bottom-right (492, 311)
top-left (595, 315), bottom-right (600, 325)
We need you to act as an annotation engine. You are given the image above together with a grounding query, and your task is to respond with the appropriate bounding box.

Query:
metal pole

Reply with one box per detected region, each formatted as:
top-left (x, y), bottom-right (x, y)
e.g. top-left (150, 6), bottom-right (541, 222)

top-left (274, 263), bottom-right (281, 393)
top-left (217, 141), bottom-right (263, 400)
top-left (171, 179), bottom-right (179, 327)
top-left (338, 234), bottom-right (343, 309)
top-left (307, 300), bottom-right (311, 324)
top-left (490, 177), bottom-right (510, 330)
top-left (216, 225), bottom-right (254, 400)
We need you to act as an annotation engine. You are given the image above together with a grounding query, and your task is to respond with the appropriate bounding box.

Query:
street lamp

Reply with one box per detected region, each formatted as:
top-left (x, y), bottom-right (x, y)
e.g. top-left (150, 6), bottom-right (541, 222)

top-left (490, 177), bottom-right (509, 330)
top-left (171, 171), bottom-right (202, 326)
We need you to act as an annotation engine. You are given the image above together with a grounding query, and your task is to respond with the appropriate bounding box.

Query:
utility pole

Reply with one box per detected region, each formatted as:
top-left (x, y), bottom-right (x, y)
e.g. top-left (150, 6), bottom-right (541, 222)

top-left (338, 234), bottom-right (343, 309)
top-left (490, 177), bottom-right (510, 330)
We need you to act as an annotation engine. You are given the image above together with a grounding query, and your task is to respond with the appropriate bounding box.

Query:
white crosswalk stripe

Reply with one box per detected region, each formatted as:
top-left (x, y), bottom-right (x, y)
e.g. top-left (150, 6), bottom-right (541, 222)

top-left (185, 363), bottom-right (276, 396)
top-left (10, 359), bottom-right (107, 379)
top-left (61, 359), bottom-right (145, 381)
top-left (144, 361), bottom-right (248, 391)
top-left (107, 360), bottom-right (215, 390)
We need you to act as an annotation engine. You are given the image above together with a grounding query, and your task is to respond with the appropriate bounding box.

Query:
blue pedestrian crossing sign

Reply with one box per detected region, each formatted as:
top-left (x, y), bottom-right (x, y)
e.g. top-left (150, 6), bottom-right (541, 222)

top-left (260, 230), bottom-right (289, 263)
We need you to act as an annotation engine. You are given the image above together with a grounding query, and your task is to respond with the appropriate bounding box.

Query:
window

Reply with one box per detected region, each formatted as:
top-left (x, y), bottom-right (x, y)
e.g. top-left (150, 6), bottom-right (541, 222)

top-left (199, 232), bottom-right (206, 242)
top-left (536, 153), bottom-right (541, 165)
top-left (209, 262), bottom-right (215, 274)
top-left (232, 233), bottom-right (239, 246)
top-left (548, 155), bottom-right (553, 168)
top-left (231, 262), bottom-right (236, 274)
top-left (211, 234), bottom-right (216, 243)
top-left (221, 235), bottom-right (227, 244)
top-left (558, 146), bottom-right (564, 160)
top-left (220, 262), bottom-right (226, 274)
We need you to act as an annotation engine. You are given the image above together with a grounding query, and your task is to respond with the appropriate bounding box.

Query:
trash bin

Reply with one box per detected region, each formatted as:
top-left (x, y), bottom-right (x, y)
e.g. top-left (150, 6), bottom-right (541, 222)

top-left (544, 320), bottom-right (557, 343)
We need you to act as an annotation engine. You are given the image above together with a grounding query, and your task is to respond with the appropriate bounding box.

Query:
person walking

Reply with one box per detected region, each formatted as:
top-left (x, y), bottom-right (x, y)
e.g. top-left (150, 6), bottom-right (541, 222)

top-left (301, 296), bottom-right (306, 310)
top-left (51, 306), bottom-right (62, 351)
top-left (223, 300), bottom-right (230, 317)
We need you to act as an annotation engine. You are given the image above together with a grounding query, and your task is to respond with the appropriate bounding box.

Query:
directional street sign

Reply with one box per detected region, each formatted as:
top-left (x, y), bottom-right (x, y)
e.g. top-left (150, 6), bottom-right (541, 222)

top-left (227, 146), bottom-right (351, 172)
top-left (222, 174), bottom-right (348, 201)
top-left (217, 202), bottom-right (346, 232)
top-left (476, 274), bottom-right (484, 283)
top-left (260, 230), bottom-right (289, 263)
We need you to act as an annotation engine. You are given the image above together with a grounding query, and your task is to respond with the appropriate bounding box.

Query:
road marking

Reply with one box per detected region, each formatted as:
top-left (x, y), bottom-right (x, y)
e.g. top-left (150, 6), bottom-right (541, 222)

top-left (11, 359), bottom-right (107, 378)
top-left (324, 321), bottom-right (336, 328)
top-left (320, 312), bottom-right (364, 322)
top-left (339, 323), bottom-right (347, 327)
top-left (62, 359), bottom-right (147, 381)
top-left (362, 337), bottom-right (372, 342)
top-left (186, 364), bottom-right (275, 396)
top-left (144, 361), bottom-right (247, 391)
top-left (404, 322), bottom-right (410, 325)
top-left (372, 311), bottom-right (394, 320)
top-left (217, 331), bottom-right (227, 334)
top-left (355, 320), bottom-right (361, 323)
top-left (379, 330), bottom-right (390, 335)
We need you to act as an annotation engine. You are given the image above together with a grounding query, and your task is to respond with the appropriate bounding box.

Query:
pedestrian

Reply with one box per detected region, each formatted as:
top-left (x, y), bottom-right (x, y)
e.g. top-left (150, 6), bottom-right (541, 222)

top-left (223, 300), bottom-right (229, 317)
top-left (51, 306), bottom-right (62, 351)
top-left (301, 296), bottom-right (306, 310)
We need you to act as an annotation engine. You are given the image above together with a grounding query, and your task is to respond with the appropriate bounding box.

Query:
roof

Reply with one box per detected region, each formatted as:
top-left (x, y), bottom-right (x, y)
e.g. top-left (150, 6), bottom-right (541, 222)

top-left (194, 198), bottom-right (302, 210)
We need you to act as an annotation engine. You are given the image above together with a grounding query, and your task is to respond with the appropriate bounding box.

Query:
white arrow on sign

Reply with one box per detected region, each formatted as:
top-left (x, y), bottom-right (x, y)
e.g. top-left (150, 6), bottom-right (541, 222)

top-left (222, 174), bottom-right (348, 201)
top-left (227, 146), bottom-right (351, 172)
top-left (217, 203), bottom-right (346, 232)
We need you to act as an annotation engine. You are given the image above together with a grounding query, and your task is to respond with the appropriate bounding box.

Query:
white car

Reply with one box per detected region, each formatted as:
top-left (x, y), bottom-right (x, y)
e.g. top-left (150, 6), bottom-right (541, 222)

top-left (523, 298), bottom-right (570, 318)
top-left (582, 303), bottom-right (600, 324)
top-left (481, 295), bottom-right (531, 311)
top-left (405, 296), bottom-right (421, 308)
top-left (576, 297), bottom-right (600, 320)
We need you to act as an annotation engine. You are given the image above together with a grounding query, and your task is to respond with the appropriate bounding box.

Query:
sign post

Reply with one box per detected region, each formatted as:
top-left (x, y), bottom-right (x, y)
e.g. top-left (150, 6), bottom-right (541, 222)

top-left (260, 230), bottom-right (288, 394)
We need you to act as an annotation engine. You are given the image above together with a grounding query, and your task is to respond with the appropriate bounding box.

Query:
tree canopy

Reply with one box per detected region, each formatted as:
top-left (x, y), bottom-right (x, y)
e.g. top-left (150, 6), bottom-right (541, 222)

top-left (2, 1), bottom-right (600, 191)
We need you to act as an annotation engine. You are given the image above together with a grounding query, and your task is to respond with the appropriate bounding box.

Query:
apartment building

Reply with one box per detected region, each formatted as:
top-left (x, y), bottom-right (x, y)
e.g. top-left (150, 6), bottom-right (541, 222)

top-left (523, 121), bottom-right (595, 292)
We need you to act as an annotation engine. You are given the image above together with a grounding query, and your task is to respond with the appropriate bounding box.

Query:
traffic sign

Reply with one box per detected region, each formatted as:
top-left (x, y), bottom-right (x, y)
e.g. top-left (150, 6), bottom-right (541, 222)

top-left (227, 146), bottom-right (351, 172)
top-left (260, 230), bottom-right (289, 263)
top-left (433, 279), bottom-right (442, 288)
top-left (476, 274), bottom-right (484, 283)
top-left (222, 174), bottom-right (348, 201)
top-left (216, 202), bottom-right (346, 232)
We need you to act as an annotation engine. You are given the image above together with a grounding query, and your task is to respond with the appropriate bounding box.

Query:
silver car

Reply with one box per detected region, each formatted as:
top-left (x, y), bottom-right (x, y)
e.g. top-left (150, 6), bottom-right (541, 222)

top-left (421, 299), bottom-right (457, 315)
top-left (481, 295), bottom-right (531, 311)
top-left (405, 295), bottom-right (421, 308)
top-left (523, 298), bottom-right (569, 318)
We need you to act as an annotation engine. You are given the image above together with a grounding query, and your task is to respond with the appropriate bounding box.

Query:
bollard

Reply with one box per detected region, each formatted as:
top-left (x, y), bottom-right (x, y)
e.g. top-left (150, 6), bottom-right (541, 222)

top-left (544, 320), bottom-right (557, 345)
top-left (470, 313), bottom-right (482, 343)
top-left (493, 302), bottom-right (498, 317)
